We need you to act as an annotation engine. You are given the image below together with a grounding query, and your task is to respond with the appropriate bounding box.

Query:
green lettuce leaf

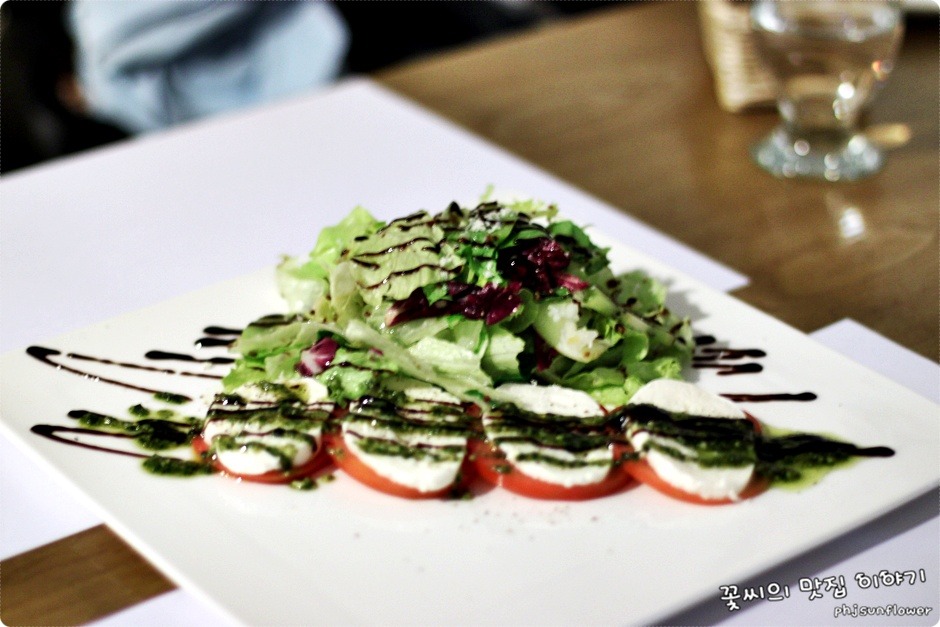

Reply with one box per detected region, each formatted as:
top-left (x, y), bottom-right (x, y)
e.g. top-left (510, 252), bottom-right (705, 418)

top-left (276, 206), bottom-right (383, 313)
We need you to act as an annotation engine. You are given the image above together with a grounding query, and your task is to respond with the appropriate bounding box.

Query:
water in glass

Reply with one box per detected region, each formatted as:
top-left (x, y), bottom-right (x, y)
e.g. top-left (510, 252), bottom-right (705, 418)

top-left (750, 0), bottom-right (904, 181)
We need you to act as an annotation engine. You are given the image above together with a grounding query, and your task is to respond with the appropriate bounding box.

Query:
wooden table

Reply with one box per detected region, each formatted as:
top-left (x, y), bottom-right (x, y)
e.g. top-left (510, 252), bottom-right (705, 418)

top-left (2, 2), bottom-right (936, 624)
top-left (378, 1), bottom-right (938, 362)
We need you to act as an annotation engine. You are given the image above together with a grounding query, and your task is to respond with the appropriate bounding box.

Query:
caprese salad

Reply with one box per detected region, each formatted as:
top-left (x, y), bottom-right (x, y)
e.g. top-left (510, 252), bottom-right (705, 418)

top-left (188, 198), bottom-right (893, 503)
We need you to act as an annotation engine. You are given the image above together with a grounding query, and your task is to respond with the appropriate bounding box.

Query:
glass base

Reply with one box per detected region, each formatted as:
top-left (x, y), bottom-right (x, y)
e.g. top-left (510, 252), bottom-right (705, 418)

top-left (752, 127), bottom-right (885, 182)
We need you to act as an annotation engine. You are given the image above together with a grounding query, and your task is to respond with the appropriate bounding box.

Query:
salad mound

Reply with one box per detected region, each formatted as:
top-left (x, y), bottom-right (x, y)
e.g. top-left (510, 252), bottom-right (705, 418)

top-left (225, 198), bottom-right (694, 408)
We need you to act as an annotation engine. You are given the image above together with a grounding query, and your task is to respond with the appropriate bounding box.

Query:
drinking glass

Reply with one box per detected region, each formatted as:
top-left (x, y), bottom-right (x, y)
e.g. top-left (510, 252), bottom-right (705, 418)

top-left (750, 0), bottom-right (904, 181)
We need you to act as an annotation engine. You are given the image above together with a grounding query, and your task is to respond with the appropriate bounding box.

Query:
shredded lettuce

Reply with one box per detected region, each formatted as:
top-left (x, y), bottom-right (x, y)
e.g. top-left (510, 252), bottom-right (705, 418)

top-left (276, 206), bottom-right (383, 314)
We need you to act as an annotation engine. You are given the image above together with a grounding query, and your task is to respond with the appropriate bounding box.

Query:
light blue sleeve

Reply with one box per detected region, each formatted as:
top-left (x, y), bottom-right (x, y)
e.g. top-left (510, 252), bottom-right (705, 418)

top-left (69, 0), bottom-right (349, 133)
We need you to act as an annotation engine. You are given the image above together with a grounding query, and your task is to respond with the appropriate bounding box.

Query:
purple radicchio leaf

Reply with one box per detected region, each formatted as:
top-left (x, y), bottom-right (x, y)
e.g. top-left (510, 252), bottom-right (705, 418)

top-left (385, 282), bottom-right (522, 327)
top-left (297, 337), bottom-right (339, 376)
top-left (497, 237), bottom-right (586, 294)
top-left (556, 272), bottom-right (590, 292)
top-left (448, 281), bottom-right (523, 325)
top-left (384, 289), bottom-right (450, 327)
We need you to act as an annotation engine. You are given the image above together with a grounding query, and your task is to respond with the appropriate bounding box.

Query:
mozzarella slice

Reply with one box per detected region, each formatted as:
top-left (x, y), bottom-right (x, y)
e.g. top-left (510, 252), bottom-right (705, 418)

top-left (491, 383), bottom-right (605, 418)
top-left (213, 429), bottom-right (320, 476)
top-left (629, 379), bottom-right (744, 419)
top-left (626, 379), bottom-right (755, 501)
top-left (341, 389), bottom-right (469, 493)
top-left (397, 381), bottom-right (463, 406)
top-left (342, 422), bottom-right (466, 493)
top-left (202, 380), bottom-right (330, 476)
top-left (485, 383), bottom-right (612, 487)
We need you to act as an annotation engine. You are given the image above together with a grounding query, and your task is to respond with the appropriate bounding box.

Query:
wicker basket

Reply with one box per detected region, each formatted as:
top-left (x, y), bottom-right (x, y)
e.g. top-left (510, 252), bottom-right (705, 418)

top-left (697, 0), bottom-right (778, 112)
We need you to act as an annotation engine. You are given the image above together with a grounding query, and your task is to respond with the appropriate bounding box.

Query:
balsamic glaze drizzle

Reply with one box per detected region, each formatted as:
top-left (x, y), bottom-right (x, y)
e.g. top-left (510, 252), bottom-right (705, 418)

top-left (721, 392), bottom-right (818, 403)
top-left (694, 361), bottom-right (764, 376)
top-left (692, 336), bottom-right (766, 376)
top-left (145, 350), bottom-right (235, 365)
top-left (30, 424), bottom-right (148, 459)
top-left (194, 337), bottom-right (234, 348)
top-left (26, 346), bottom-right (205, 402)
top-left (194, 325), bottom-right (242, 348)
top-left (202, 326), bottom-right (242, 336)
top-left (695, 347), bottom-right (768, 360)
top-left (39, 347), bottom-right (222, 380)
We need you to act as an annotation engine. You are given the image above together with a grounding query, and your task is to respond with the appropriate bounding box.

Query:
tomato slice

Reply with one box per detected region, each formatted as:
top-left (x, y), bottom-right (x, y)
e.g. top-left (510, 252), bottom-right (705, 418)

top-left (192, 434), bottom-right (333, 484)
top-left (322, 432), bottom-right (469, 499)
top-left (469, 439), bottom-right (633, 501)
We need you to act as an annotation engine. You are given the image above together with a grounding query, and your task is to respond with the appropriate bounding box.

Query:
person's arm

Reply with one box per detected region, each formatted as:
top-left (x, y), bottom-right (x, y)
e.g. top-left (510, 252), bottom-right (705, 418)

top-left (69, 0), bottom-right (349, 133)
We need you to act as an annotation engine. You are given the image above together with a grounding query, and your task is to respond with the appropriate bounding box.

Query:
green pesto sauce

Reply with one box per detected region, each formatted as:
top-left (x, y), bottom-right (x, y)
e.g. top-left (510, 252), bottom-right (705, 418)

top-left (488, 426), bottom-right (610, 453)
top-left (345, 412), bottom-right (473, 438)
top-left (214, 381), bottom-right (315, 407)
top-left (754, 425), bottom-right (873, 489)
top-left (765, 457), bottom-right (860, 491)
top-left (290, 477), bottom-right (317, 490)
top-left (484, 404), bottom-right (614, 454)
top-left (206, 413), bottom-right (326, 437)
top-left (490, 402), bottom-right (613, 428)
top-left (206, 398), bottom-right (331, 424)
top-left (345, 395), bottom-right (476, 440)
top-left (623, 406), bottom-right (893, 489)
top-left (130, 420), bottom-right (194, 450)
top-left (492, 462), bottom-right (513, 474)
top-left (74, 410), bottom-right (196, 451)
top-left (353, 394), bottom-right (469, 420)
top-left (154, 391), bottom-right (189, 405)
top-left (128, 404), bottom-right (150, 418)
top-left (626, 405), bottom-right (757, 467)
top-left (129, 404), bottom-right (202, 423)
top-left (290, 474), bottom-right (336, 491)
top-left (514, 451), bottom-right (610, 470)
top-left (74, 410), bottom-right (128, 430)
top-left (643, 438), bottom-right (756, 468)
top-left (142, 455), bottom-right (215, 477)
top-left (354, 437), bottom-right (464, 462)
top-left (249, 380), bottom-right (307, 403)
top-left (213, 393), bottom-right (247, 407)
top-left (211, 436), bottom-right (296, 471)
